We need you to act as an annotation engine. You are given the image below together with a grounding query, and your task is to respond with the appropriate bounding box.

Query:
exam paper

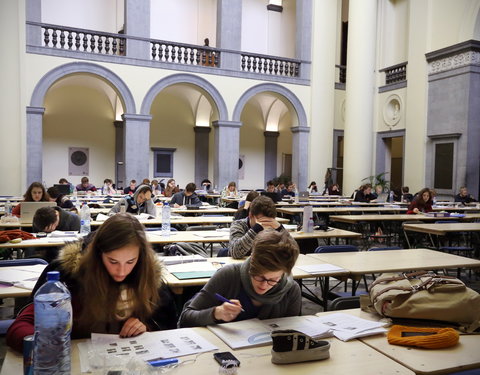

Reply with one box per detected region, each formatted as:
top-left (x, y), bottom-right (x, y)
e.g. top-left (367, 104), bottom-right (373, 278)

top-left (295, 263), bottom-right (347, 275)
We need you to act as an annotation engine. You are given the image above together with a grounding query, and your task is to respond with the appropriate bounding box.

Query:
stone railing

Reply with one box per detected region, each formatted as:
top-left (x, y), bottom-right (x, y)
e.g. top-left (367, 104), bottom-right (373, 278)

top-left (240, 52), bottom-right (301, 77)
top-left (41, 23), bottom-right (126, 55)
top-left (27, 22), bottom-right (308, 84)
top-left (151, 39), bottom-right (219, 67)
top-left (380, 62), bottom-right (407, 85)
top-left (335, 64), bottom-right (346, 84)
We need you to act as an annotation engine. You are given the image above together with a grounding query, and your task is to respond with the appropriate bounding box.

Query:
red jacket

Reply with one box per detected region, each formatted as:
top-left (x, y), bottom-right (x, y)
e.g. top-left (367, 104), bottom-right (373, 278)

top-left (407, 199), bottom-right (433, 214)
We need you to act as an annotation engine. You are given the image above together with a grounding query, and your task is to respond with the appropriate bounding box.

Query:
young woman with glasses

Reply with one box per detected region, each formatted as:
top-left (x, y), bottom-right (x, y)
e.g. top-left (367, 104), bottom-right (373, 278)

top-left (178, 230), bottom-right (300, 327)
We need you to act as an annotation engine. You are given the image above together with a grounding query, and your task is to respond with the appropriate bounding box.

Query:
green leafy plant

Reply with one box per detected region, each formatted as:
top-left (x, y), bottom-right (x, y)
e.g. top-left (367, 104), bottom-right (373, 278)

top-left (362, 172), bottom-right (390, 192)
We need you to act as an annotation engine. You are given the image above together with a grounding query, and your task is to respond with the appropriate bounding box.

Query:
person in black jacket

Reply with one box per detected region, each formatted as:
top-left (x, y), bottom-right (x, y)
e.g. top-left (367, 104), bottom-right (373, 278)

top-left (7, 214), bottom-right (177, 353)
top-left (454, 187), bottom-right (477, 205)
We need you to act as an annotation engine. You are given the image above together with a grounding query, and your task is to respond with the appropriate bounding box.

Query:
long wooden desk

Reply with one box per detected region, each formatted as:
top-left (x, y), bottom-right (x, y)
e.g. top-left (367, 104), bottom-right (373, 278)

top-left (278, 206), bottom-right (407, 215)
top-left (0, 215), bottom-right (289, 229)
top-left (403, 222), bottom-right (480, 236)
top-left (307, 248), bottom-right (480, 275)
top-left (330, 213), bottom-right (480, 224)
top-left (0, 324), bottom-right (415, 375)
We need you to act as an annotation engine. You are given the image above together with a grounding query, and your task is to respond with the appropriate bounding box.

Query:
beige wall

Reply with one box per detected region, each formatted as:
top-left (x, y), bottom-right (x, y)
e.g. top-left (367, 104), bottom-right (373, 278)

top-left (150, 0), bottom-right (217, 46)
top-left (42, 84), bottom-right (116, 188)
top-left (241, 0), bottom-right (296, 58)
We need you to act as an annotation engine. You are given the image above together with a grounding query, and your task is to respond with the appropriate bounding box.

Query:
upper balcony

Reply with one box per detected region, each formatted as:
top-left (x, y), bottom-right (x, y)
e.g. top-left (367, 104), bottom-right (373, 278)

top-left (26, 21), bottom-right (309, 86)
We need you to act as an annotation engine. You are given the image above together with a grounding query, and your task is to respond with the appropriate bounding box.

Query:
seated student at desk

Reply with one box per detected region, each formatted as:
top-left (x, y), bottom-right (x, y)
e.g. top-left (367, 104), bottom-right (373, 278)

top-left (234, 190), bottom-right (259, 220)
top-left (6, 214), bottom-right (177, 353)
top-left (33, 206), bottom-right (80, 233)
top-left (261, 180), bottom-right (281, 203)
top-left (401, 186), bottom-right (414, 203)
top-left (354, 184), bottom-right (377, 203)
top-left (454, 186), bottom-right (477, 204)
top-left (327, 183), bottom-right (341, 196)
top-left (407, 188), bottom-right (433, 214)
top-left (229, 195), bottom-right (286, 259)
top-left (178, 230), bottom-right (300, 327)
top-left (109, 184), bottom-right (156, 216)
top-left (47, 186), bottom-right (74, 210)
top-left (170, 183), bottom-right (202, 208)
top-left (101, 178), bottom-right (117, 195)
top-left (123, 179), bottom-right (137, 195)
top-left (12, 182), bottom-right (51, 217)
top-left (163, 178), bottom-right (180, 197)
top-left (280, 182), bottom-right (296, 199)
top-left (76, 176), bottom-right (96, 192)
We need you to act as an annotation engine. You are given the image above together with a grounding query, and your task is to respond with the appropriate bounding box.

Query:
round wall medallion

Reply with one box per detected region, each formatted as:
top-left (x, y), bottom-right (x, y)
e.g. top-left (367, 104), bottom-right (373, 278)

top-left (383, 94), bottom-right (402, 127)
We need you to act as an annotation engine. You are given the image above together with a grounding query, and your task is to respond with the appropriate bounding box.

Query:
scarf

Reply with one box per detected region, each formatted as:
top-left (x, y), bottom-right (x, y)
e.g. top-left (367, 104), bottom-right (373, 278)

top-left (239, 257), bottom-right (295, 305)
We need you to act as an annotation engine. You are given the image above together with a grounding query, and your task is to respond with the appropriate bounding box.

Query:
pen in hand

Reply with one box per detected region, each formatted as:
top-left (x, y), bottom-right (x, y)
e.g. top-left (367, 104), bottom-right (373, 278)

top-left (214, 293), bottom-right (245, 312)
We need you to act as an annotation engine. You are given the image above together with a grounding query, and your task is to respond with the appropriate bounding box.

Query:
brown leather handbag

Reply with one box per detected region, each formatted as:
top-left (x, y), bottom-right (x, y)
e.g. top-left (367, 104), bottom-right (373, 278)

top-left (361, 271), bottom-right (480, 332)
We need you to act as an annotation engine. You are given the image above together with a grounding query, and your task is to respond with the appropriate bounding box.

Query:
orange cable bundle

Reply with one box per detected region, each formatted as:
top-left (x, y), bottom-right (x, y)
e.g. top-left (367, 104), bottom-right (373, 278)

top-left (387, 325), bottom-right (459, 349)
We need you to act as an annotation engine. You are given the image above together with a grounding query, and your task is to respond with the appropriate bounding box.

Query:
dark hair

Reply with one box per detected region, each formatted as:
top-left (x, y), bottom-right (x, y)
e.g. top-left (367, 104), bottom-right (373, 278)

top-left (249, 196), bottom-right (277, 218)
top-left (24, 182), bottom-right (50, 202)
top-left (142, 178), bottom-right (150, 185)
top-left (185, 182), bottom-right (197, 193)
top-left (47, 186), bottom-right (60, 199)
top-left (58, 178), bottom-right (69, 184)
top-left (130, 179), bottom-right (137, 184)
top-left (414, 188), bottom-right (432, 209)
top-left (76, 213), bottom-right (161, 328)
top-left (103, 178), bottom-right (113, 184)
top-left (249, 230), bottom-right (299, 275)
top-left (33, 206), bottom-right (57, 232)
top-left (401, 186), bottom-right (410, 193)
top-left (81, 177), bottom-right (89, 184)
top-left (266, 180), bottom-right (275, 187)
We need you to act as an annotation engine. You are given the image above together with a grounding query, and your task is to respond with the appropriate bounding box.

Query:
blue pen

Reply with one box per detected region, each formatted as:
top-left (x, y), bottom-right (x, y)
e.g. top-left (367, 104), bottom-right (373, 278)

top-left (148, 358), bottom-right (178, 367)
top-left (214, 293), bottom-right (245, 312)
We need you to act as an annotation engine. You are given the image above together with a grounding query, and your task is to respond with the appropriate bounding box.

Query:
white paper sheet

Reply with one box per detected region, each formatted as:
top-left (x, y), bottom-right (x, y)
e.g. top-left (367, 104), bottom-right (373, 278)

top-left (295, 263), bottom-right (347, 275)
top-left (313, 313), bottom-right (388, 341)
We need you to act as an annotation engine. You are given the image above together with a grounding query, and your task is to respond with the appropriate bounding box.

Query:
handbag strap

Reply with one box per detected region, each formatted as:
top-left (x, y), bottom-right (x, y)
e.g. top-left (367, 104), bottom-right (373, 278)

top-left (370, 274), bottom-right (464, 303)
top-left (369, 271), bottom-right (428, 290)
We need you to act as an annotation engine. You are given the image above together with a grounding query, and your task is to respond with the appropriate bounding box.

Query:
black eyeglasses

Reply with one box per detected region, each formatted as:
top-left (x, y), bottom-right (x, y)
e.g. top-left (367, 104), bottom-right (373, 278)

top-left (251, 275), bottom-right (281, 286)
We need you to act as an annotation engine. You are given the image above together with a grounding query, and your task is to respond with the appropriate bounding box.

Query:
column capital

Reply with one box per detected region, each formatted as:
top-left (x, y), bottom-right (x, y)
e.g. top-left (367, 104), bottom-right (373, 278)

top-left (212, 120), bottom-right (242, 128)
top-left (26, 106), bottom-right (45, 115)
top-left (264, 131), bottom-right (280, 138)
top-left (290, 126), bottom-right (310, 134)
top-left (122, 113), bottom-right (152, 122)
top-left (194, 126), bottom-right (212, 134)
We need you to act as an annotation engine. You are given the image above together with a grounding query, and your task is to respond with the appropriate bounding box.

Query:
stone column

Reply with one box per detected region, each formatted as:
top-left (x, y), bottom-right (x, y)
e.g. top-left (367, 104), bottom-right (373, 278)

top-left (343, 0), bottom-right (377, 194)
top-left (122, 114), bottom-right (151, 183)
top-left (309, 0), bottom-right (337, 187)
top-left (296, 0), bottom-right (313, 80)
top-left (125, 0), bottom-right (151, 59)
top-left (26, 106), bottom-right (45, 185)
top-left (113, 120), bottom-right (125, 189)
top-left (291, 126), bottom-right (309, 190)
top-left (26, 0), bottom-right (42, 46)
top-left (264, 131), bottom-right (279, 183)
top-left (213, 120), bottom-right (241, 190)
top-left (216, 0), bottom-right (242, 70)
top-left (194, 126), bottom-right (211, 186)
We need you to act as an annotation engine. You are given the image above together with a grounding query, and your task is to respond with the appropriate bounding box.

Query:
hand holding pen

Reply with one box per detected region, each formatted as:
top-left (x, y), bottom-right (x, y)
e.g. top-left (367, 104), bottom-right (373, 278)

top-left (213, 293), bottom-right (244, 322)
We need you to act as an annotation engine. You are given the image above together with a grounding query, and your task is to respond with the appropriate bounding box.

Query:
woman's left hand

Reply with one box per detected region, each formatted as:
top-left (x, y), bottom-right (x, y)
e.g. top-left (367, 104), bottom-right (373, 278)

top-left (119, 317), bottom-right (147, 338)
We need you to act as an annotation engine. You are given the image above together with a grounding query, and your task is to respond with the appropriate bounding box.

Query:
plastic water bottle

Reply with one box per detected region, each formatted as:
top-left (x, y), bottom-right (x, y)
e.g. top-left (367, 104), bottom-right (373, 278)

top-left (294, 186), bottom-right (299, 203)
top-left (80, 203), bottom-right (91, 234)
top-left (389, 190), bottom-right (394, 203)
top-left (4, 199), bottom-right (12, 216)
top-left (307, 217), bottom-right (314, 233)
top-left (33, 271), bottom-right (72, 374)
top-left (119, 199), bottom-right (126, 214)
top-left (161, 202), bottom-right (171, 236)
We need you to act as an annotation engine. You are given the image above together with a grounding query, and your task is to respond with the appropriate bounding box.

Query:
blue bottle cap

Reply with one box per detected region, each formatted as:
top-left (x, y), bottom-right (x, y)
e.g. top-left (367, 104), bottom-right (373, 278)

top-left (164, 202), bottom-right (169, 206)
top-left (46, 271), bottom-right (60, 281)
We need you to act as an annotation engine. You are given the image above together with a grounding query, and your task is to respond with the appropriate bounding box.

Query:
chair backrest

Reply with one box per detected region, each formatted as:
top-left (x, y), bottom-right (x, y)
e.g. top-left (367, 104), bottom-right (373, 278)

top-left (186, 225), bottom-right (217, 231)
top-left (330, 296), bottom-right (360, 310)
top-left (0, 258), bottom-right (48, 267)
top-left (314, 245), bottom-right (358, 253)
top-left (367, 246), bottom-right (402, 251)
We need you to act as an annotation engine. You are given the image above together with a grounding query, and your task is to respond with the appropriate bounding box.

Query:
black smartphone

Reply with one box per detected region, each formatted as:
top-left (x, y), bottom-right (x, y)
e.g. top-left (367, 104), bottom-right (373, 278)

top-left (213, 351), bottom-right (241, 367)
